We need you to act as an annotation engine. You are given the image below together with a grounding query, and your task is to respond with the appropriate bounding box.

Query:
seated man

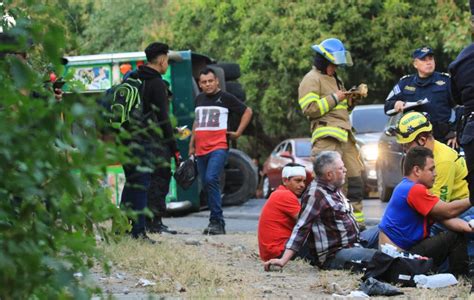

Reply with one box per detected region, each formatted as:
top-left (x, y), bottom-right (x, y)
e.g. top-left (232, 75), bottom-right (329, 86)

top-left (258, 163), bottom-right (308, 262)
top-left (361, 111), bottom-right (471, 249)
top-left (264, 151), bottom-right (376, 271)
top-left (379, 146), bottom-right (473, 276)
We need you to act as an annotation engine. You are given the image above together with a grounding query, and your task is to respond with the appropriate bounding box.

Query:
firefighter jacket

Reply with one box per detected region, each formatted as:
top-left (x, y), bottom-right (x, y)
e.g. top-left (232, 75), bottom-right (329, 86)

top-left (298, 67), bottom-right (350, 144)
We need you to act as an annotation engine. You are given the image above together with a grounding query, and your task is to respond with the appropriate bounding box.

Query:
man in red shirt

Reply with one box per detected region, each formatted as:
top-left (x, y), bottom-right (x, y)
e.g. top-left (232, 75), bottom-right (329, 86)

top-left (258, 163), bottom-right (310, 262)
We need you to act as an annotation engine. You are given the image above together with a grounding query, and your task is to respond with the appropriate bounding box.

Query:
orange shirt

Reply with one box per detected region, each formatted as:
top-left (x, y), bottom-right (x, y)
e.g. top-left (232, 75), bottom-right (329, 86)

top-left (258, 185), bottom-right (301, 261)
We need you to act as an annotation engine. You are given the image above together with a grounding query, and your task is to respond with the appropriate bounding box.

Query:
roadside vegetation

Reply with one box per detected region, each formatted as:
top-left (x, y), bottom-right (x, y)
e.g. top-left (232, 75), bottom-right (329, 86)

top-left (1, 0), bottom-right (473, 298)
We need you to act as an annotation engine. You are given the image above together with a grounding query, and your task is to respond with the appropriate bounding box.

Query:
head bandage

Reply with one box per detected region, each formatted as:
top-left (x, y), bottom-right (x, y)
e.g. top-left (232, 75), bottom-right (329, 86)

top-left (282, 166), bottom-right (306, 179)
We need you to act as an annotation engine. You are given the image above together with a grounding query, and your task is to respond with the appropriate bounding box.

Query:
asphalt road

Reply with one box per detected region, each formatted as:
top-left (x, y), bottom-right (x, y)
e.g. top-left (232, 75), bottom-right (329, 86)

top-left (163, 198), bottom-right (388, 234)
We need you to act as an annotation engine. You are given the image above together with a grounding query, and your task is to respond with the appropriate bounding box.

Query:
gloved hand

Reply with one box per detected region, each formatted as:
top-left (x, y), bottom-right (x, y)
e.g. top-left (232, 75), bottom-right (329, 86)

top-left (174, 151), bottom-right (182, 165)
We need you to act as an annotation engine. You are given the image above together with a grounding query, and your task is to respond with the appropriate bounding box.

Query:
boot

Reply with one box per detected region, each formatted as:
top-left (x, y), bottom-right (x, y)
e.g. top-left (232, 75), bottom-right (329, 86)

top-left (203, 219), bottom-right (226, 235)
top-left (131, 231), bottom-right (158, 244)
top-left (147, 217), bottom-right (177, 234)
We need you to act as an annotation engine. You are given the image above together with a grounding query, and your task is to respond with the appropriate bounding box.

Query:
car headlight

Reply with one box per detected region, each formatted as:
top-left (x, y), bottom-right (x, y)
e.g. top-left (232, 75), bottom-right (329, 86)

top-left (360, 144), bottom-right (378, 161)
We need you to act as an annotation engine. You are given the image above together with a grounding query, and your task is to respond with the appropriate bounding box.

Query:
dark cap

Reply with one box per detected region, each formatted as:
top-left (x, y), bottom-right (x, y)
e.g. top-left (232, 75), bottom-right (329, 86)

top-left (144, 42), bottom-right (169, 61)
top-left (412, 46), bottom-right (433, 59)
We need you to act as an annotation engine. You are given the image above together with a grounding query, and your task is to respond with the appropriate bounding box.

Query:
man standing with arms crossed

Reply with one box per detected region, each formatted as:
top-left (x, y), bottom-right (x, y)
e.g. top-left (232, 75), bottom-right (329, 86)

top-left (189, 67), bottom-right (252, 235)
top-left (298, 38), bottom-right (366, 229)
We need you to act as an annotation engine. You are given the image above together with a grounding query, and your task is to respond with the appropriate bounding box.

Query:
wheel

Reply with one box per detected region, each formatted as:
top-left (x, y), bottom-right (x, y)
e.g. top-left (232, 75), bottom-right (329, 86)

top-left (226, 82), bottom-right (246, 102)
top-left (221, 149), bottom-right (258, 206)
top-left (377, 167), bottom-right (393, 202)
top-left (214, 62), bottom-right (241, 81)
top-left (262, 176), bottom-right (271, 199)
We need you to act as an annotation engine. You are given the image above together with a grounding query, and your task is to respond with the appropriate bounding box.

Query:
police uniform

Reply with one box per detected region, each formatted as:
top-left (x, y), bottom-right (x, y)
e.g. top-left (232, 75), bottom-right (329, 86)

top-left (385, 72), bottom-right (455, 143)
top-left (385, 47), bottom-right (456, 144)
top-left (449, 43), bottom-right (474, 202)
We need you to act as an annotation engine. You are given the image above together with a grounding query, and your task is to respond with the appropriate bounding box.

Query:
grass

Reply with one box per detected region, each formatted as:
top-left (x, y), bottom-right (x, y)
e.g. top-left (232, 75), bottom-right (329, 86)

top-left (99, 235), bottom-right (257, 298)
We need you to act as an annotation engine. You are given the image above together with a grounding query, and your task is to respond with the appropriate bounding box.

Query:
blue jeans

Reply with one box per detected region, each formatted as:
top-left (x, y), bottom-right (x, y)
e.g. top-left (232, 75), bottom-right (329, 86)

top-left (360, 226), bottom-right (380, 249)
top-left (324, 246), bottom-right (377, 270)
top-left (431, 206), bottom-right (474, 257)
top-left (196, 149), bottom-right (228, 224)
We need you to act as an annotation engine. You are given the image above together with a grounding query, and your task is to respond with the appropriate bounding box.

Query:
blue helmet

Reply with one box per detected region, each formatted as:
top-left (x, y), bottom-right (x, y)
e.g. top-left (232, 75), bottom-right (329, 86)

top-left (311, 38), bottom-right (353, 67)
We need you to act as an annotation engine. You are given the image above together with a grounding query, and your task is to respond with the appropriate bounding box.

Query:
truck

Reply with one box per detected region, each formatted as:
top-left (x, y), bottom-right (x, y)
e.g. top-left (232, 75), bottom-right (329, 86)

top-left (62, 50), bottom-right (258, 213)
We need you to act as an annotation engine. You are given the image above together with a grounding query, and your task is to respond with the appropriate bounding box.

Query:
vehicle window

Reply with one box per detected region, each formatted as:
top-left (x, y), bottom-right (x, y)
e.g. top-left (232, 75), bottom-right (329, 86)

top-left (352, 107), bottom-right (389, 133)
top-left (295, 140), bottom-right (312, 157)
top-left (285, 142), bottom-right (293, 154)
top-left (272, 142), bottom-right (286, 155)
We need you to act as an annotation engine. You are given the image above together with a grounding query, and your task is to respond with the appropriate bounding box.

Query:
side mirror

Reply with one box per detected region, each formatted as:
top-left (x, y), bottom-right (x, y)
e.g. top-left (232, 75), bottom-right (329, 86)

top-left (384, 126), bottom-right (397, 137)
top-left (279, 151), bottom-right (294, 161)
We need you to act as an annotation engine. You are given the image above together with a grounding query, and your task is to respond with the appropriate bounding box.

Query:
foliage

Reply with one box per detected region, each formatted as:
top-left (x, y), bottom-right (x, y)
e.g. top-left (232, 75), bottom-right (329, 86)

top-left (72, 0), bottom-right (472, 153)
top-left (78, 0), bottom-right (167, 54)
top-left (158, 0), bottom-right (471, 152)
top-left (0, 1), bottom-right (127, 298)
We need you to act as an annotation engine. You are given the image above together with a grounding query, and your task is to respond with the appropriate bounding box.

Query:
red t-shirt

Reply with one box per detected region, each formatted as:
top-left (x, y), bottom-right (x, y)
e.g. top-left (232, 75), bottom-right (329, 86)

top-left (258, 185), bottom-right (301, 261)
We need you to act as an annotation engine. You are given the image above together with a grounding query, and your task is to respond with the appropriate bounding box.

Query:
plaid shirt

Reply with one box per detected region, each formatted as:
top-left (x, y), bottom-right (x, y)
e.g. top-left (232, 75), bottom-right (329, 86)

top-left (285, 179), bottom-right (360, 267)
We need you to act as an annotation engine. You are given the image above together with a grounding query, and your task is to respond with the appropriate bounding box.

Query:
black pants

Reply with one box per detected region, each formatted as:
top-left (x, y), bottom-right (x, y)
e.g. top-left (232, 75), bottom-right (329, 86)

top-left (147, 145), bottom-right (172, 220)
top-left (409, 230), bottom-right (468, 276)
top-left (461, 119), bottom-right (474, 201)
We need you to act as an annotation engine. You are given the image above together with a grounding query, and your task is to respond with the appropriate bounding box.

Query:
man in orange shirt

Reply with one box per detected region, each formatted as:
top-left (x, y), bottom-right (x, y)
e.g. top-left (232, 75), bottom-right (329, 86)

top-left (258, 163), bottom-right (312, 262)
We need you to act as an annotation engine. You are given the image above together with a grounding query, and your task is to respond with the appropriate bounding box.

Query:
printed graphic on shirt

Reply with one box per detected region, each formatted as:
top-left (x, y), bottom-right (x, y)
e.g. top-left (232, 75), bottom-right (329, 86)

top-left (195, 106), bottom-right (229, 131)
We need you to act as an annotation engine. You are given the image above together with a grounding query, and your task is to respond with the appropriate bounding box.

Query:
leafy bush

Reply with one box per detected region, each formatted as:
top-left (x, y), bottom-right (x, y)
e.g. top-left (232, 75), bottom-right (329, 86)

top-left (0, 2), bottom-right (127, 298)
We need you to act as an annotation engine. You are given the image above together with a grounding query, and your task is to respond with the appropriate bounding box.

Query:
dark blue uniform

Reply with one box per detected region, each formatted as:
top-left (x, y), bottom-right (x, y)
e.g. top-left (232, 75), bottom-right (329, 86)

top-left (384, 72), bottom-right (456, 143)
top-left (449, 43), bottom-right (474, 203)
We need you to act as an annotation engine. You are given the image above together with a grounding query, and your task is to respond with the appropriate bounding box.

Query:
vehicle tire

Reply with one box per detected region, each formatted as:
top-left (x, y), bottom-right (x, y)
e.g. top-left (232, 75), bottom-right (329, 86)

top-left (226, 82), bottom-right (246, 102)
top-left (214, 62), bottom-right (241, 81)
top-left (221, 149), bottom-right (258, 206)
top-left (262, 176), bottom-right (271, 199)
top-left (377, 167), bottom-right (393, 202)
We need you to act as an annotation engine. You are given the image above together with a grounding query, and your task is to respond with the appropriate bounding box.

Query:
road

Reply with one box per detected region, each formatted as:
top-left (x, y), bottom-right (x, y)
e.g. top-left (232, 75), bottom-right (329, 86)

top-left (163, 198), bottom-right (387, 234)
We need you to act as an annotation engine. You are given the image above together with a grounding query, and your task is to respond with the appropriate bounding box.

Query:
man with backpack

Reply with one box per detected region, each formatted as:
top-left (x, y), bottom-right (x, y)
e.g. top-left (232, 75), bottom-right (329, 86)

top-left (119, 42), bottom-right (180, 243)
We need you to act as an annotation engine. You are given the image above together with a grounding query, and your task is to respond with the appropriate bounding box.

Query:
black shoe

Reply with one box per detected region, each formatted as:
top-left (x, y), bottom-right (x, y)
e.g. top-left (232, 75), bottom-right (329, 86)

top-left (131, 232), bottom-right (158, 244)
top-left (203, 220), bottom-right (225, 235)
top-left (147, 219), bottom-right (178, 235)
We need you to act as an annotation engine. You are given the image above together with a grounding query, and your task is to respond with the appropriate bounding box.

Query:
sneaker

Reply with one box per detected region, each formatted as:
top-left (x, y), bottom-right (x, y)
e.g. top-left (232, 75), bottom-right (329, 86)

top-left (131, 232), bottom-right (158, 244)
top-left (203, 220), bottom-right (226, 235)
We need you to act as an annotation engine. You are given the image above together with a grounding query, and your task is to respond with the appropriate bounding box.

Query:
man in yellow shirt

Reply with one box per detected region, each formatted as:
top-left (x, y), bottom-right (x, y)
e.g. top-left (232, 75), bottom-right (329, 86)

top-left (395, 111), bottom-right (469, 202)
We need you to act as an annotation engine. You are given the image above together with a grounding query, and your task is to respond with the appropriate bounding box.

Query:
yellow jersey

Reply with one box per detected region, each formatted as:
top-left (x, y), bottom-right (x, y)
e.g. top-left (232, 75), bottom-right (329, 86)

top-left (431, 140), bottom-right (469, 202)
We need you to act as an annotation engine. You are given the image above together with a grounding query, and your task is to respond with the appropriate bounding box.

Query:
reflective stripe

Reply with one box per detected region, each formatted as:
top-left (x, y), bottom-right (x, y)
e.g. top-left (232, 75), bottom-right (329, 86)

top-left (334, 99), bottom-right (348, 110)
top-left (353, 211), bottom-right (365, 222)
top-left (299, 92), bottom-right (330, 115)
top-left (318, 45), bottom-right (335, 63)
top-left (311, 126), bottom-right (348, 143)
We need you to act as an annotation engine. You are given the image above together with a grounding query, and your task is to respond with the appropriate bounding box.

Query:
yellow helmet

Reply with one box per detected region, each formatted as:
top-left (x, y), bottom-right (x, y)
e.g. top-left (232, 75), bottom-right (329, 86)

top-left (395, 112), bottom-right (432, 144)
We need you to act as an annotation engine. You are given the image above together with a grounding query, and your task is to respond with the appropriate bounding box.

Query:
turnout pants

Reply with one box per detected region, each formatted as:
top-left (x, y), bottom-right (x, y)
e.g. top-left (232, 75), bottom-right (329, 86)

top-left (311, 135), bottom-right (366, 227)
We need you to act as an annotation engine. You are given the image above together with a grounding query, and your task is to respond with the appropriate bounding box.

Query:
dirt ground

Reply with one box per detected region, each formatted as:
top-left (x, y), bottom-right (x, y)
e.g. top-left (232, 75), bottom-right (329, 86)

top-left (92, 225), bottom-right (473, 299)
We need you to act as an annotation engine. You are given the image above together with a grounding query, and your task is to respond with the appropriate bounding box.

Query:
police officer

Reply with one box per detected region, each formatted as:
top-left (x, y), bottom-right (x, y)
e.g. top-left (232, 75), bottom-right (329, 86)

top-left (385, 46), bottom-right (458, 148)
top-left (298, 38), bottom-right (366, 230)
top-left (449, 42), bottom-right (474, 208)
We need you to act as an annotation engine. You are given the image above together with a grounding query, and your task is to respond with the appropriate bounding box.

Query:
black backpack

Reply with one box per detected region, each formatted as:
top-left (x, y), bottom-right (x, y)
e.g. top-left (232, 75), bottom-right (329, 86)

top-left (102, 76), bottom-right (147, 129)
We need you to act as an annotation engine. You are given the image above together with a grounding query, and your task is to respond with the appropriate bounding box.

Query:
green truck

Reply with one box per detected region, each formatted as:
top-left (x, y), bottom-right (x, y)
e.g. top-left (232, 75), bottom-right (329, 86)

top-left (62, 50), bottom-right (258, 213)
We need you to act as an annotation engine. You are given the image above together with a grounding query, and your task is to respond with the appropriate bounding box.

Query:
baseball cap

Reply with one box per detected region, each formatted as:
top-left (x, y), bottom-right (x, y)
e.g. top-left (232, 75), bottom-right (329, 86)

top-left (412, 46), bottom-right (433, 59)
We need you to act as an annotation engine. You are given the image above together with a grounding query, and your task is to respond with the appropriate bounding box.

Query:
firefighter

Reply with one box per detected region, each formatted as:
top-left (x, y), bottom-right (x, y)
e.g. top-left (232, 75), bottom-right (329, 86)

top-left (298, 38), bottom-right (366, 230)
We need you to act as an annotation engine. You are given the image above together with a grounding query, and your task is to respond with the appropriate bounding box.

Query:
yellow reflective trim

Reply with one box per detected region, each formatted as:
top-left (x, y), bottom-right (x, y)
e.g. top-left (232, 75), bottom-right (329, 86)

top-left (334, 99), bottom-right (348, 110)
top-left (299, 93), bottom-right (320, 109)
top-left (311, 126), bottom-right (348, 143)
top-left (353, 211), bottom-right (365, 222)
top-left (318, 45), bottom-right (335, 63)
top-left (321, 97), bottom-right (329, 114)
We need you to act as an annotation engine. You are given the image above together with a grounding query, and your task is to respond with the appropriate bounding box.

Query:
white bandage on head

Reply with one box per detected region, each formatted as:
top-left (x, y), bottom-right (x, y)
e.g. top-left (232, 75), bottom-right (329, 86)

top-left (282, 166), bottom-right (306, 179)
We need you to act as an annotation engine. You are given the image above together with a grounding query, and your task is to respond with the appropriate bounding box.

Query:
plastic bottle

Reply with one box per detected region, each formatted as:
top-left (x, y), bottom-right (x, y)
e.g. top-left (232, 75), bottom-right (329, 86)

top-left (413, 274), bottom-right (458, 288)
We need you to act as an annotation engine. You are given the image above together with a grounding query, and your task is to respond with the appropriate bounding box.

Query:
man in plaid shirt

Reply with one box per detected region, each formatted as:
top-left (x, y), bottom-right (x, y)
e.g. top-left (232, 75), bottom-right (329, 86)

top-left (264, 151), bottom-right (376, 270)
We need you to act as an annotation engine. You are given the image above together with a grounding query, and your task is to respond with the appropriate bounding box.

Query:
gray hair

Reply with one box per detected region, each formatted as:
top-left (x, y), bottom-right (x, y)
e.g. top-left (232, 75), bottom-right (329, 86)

top-left (313, 151), bottom-right (341, 177)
